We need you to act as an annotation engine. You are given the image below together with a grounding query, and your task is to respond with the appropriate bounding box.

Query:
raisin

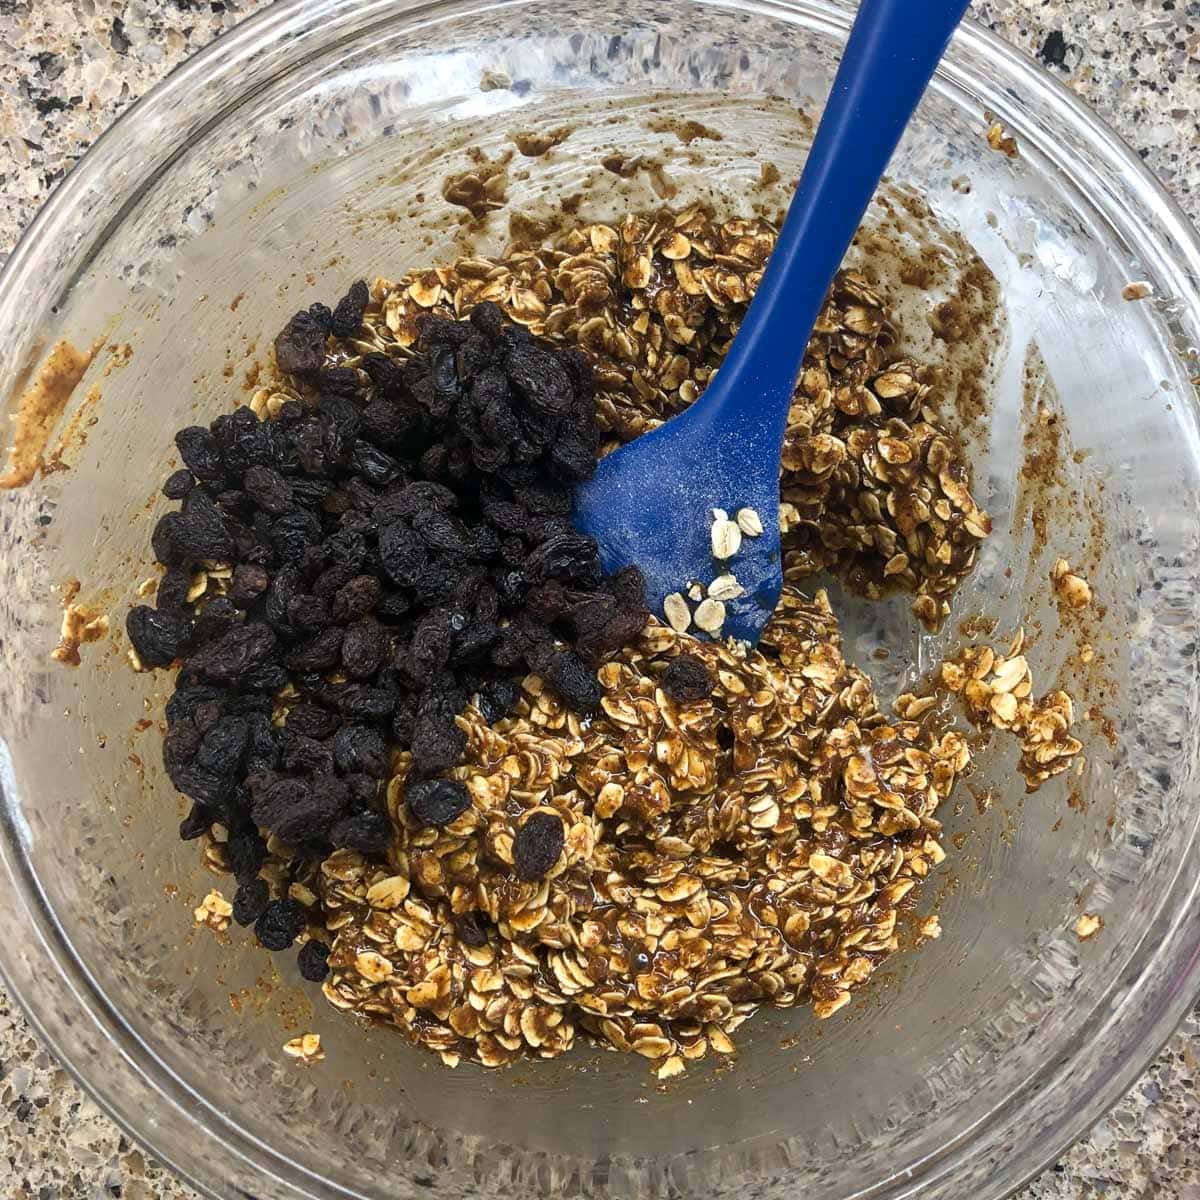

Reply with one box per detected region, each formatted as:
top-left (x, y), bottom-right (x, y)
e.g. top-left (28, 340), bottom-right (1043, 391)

top-left (390, 695), bottom-right (417, 746)
top-left (323, 527), bottom-right (368, 573)
top-left (504, 341), bottom-right (574, 421)
top-left (330, 279), bottom-right (370, 339)
top-left (127, 605), bottom-right (194, 667)
top-left (174, 426), bottom-right (226, 484)
top-left (179, 801), bottom-right (212, 841)
top-left (341, 617), bottom-right (389, 679)
top-left (528, 532), bottom-right (598, 585)
top-left (156, 565), bottom-right (193, 611)
top-left (548, 435), bottom-right (597, 484)
top-left (410, 691), bottom-right (467, 773)
top-left (360, 352), bottom-right (406, 399)
top-left (284, 627), bottom-right (344, 672)
top-left (576, 605), bottom-right (648, 664)
top-left (476, 678), bottom-right (521, 724)
top-left (188, 622), bottom-right (278, 685)
top-left (342, 772), bottom-right (381, 807)
top-left (162, 720), bottom-right (202, 771)
top-left (320, 366), bottom-right (362, 398)
top-left (332, 725), bottom-right (389, 778)
top-left (378, 521), bottom-right (429, 588)
top-left (330, 574), bottom-right (382, 623)
top-left (196, 716), bottom-right (250, 777)
top-left (334, 684), bottom-right (396, 720)
top-left (242, 465), bottom-right (293, 515)
top-left (162, 469), bottom-right (195, 499)
top-left (406, 777), bottom-right (470, 827)
top-left (375, 590), bottom-right (411, 622)
top-left (313, 562), bottom-right (357, 602)
top-left (408, 612), bottom-right (454, 679)
top-left (546, 650), bottom-right (602, 712)
top-left (192, 700), bottom-right (224, 733)
top-left (663, 655), bottom-right (715, 702)
top-left (232, 879), bottom-right (270, 927)
top-left (328, 810), bottom-right (391, 853)
top-left (361, 398), bottom-right (426, 452)
top-left (173, 492), bottom-right (235, 562)
top-left (213, 407), bottom-right (276, 474)
top-left (308, 302), bottom-right (334, 333)
top-left (297, 939), bottom-right (331, 982)
top-left (493, 565), bottom-right (530, 608)
top-left (287, 595), bottom-right (331, 631)
top-left (226, 827), bottom-right (267, 884)
top-left (229, 562), bottom-right (270, 608)
top-left (241, 663), bottom-right (290, 694)
top-left (254, 897), bottom-right (308, 951)
top-left (512, 811), bottom-right (565, 880)
top-left (349, 440), bottom-right (402, 487)
top-left (275, 310), bottom-right (328, 378)
top-left (271, 510), bottom-right (321, 562)
top-left (150, 512), bottom-right (188, 566)
top-left (285, 703), bottom-right (341, 741)
top-left (452, 621), bottom-right (498, 666)
top-left (280, 731), bottom-right (335, 776)
top-left (192, 597), bottom-right (240, 646)
top-left (265, 565), bottom-right (302, 630)
top-left (608, 564), bottom-right (647, 609)
top-left (166, 685), bottom-right (226, 725)
top-left (453, 911), bottom-right (491, 947)
top-left (412, 509), bottom-right (475, 557)
top-left (251, 776), bottom-right (344, 844)
top-left (168, 761), bottom-right (234, 812)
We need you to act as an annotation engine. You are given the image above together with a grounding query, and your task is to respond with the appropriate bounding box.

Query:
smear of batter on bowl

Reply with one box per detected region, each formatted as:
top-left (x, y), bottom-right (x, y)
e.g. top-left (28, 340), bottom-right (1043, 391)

top-left (1, 337), bottom-right (102, 490)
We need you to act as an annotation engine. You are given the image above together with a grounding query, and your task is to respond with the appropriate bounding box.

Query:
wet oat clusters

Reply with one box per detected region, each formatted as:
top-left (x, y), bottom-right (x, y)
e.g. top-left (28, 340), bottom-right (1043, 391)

top-left (129, 208), bottom-right (1082, 1077)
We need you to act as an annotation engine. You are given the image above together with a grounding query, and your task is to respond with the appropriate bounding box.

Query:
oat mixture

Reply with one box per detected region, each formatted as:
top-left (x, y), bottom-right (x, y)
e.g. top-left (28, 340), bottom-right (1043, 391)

top-left (133, 205), bottom-right (1083, 1077)
top-left (321, 591), bottom-right (975, 1073)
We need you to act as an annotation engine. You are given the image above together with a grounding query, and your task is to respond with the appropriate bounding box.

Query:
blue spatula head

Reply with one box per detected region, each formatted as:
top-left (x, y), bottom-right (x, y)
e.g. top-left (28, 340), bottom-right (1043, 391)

top-left (572, 395), bottom-right (785, 647)
top-left (572, 0), bottom-right (969, 649)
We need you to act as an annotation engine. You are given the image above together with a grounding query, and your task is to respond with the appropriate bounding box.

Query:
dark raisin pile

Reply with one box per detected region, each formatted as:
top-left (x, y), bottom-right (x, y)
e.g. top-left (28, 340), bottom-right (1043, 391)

top-left (127, 289), bottom-right (647, 962)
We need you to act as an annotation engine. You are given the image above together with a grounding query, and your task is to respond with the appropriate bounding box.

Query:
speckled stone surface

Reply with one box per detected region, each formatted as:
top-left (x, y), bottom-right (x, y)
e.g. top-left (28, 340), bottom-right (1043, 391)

top-left (1, 2), bottom-right (1198, 1197)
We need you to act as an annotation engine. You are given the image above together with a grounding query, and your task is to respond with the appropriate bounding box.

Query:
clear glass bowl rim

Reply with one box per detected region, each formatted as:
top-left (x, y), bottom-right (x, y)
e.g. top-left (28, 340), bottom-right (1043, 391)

top-left (2, 2), bottom-right (1200, 1199)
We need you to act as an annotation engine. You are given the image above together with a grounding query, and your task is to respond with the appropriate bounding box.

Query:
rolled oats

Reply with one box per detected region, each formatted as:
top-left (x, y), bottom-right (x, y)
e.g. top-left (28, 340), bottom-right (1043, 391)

top-left (663, 592), bottom-right (692, 632)
top-left (710, 517), bottom-right (743, 561)
top-left (708, 574), bottom-right (745, 602)
top-left (693, 597), bottom-right (726, 634)
top-left (736, 507), bottom-right (764, 537)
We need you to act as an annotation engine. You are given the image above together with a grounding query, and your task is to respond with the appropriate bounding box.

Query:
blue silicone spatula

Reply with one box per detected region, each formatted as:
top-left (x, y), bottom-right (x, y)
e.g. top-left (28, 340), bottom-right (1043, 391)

top-left (573, 0), bottom-right (971, 646)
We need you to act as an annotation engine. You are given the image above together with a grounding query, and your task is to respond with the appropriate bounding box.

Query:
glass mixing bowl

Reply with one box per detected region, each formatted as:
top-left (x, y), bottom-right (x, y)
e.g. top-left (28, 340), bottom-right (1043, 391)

top-left (2, 1), bottom-right (1200, 1197)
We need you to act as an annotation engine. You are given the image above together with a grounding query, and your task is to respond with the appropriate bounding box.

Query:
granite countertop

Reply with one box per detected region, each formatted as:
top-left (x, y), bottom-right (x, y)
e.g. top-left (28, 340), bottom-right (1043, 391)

top-left (2, 1), bottom-right (1199, 1197)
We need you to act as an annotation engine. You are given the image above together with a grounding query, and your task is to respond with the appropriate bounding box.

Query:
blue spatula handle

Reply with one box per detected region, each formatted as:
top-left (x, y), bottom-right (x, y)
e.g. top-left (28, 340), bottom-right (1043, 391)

top-left (704, 0), bottom-right (971, 437)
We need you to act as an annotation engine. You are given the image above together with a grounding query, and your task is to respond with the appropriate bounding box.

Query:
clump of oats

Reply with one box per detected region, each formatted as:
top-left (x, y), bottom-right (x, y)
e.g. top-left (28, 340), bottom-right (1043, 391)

top-left (937, 632), bottom-right (1084, 790)
top-left (1051, 558), bottom-right (1092, 610)
top-left (1074, 913), bottom-right (1103, 942)
top-left (320, 589), bottom-right (970, 1074)
top-left (283, 1032), bottom-right (325, 1063)
top-left (194, 889), bottom-right (233, 933)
